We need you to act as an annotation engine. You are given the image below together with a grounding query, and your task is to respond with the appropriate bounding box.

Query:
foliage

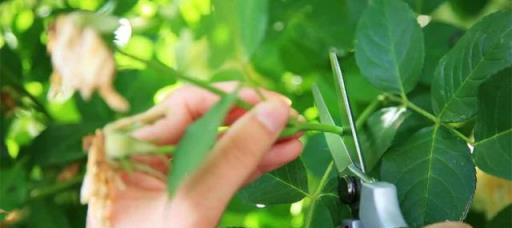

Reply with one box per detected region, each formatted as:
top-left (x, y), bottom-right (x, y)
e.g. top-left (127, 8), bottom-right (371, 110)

top-left (1, 0), bottom-right (511, 227)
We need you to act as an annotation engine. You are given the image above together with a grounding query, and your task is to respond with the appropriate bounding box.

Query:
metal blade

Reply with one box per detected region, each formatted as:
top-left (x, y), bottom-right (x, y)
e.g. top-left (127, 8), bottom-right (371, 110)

top-left (329, 52), bottom-right (367, 174)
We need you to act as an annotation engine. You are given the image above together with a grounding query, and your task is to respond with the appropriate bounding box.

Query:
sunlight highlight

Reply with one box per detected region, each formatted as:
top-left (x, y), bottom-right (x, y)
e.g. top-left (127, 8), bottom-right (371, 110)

top-left (380, 107), bottom-right (406, 128)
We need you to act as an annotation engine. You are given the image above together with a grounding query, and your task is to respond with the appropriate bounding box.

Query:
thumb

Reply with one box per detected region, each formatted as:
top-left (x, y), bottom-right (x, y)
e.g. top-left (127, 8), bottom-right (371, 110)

top-left (167, 99), bottom-right (289, 227)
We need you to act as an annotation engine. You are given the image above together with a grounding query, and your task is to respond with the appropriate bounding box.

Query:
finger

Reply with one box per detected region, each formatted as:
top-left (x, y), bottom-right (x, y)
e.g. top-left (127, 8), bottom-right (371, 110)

top-left (110, 154), bottom-right (168, 192)
top-left (107, 182), bottom-right (168, 228)
top-left (133, 82), bottom-right (288, 145)
top-left (167, 99), bottom-right (290, 227)
top-left (260, 139), bottom-right (303, 171)
top-left (244, 139), bottom-right (303, 184)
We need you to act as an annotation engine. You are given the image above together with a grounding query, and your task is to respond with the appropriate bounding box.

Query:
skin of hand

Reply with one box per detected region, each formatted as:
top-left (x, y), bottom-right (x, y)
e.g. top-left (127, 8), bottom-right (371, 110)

top-left (87, 82), bottom-right (303, 228)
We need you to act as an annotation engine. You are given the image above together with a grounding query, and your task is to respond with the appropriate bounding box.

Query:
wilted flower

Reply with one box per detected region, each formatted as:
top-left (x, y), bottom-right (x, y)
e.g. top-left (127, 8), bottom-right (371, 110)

top-left (81, 130), bottom-right (118, 228)
top-left (47, 13), bottom-right (129, 112)
top-left (80, 127), bottom-right (172, 228)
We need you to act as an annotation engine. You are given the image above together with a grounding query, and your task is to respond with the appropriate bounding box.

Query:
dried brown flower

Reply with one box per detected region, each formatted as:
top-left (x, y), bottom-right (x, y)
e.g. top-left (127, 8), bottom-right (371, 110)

top-left (47, 13), bottom-right (129, 112)
top-left (81, 130), bottom-right (118, 228)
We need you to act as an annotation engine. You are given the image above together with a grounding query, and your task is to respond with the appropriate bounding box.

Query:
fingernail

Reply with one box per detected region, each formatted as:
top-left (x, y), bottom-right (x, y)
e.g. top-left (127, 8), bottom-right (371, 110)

top-left (255, 100), bottom-right (289, 133)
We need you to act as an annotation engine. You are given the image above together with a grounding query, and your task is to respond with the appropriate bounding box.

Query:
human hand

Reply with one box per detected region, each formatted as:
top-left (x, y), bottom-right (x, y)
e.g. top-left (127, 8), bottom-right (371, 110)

top-left (87, 82), bottom-right (303, 228)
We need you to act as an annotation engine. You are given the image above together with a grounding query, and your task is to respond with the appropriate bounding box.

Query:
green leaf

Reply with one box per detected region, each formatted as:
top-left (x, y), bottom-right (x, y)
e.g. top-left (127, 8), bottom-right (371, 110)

top-left (239, 158), bottom-right (308, 204)
top-left (238, 0), bottom-right (268, 56)
top-left (0, 164), bottom-right (28, 211)
top-left (361, 107), bottom-right (408, 171)
top-left (275, 0), bottom-right (368, 74)
top-left (76, 69), bottom-right (174, 123)
top-left (27, 199), bottom-right (71, 228)
top-left (312, 85), bottom-right (353, 174)
top-left (211, 0), bottom-right (268, 58)
top-left (393, 92), bottom-right (433, 143)
top-left (473, 67), bottom-right (512, 180)
top-left (340, 54), bottom-right (380, 104)
top-left (420, 22), bottom-right (464, 85)
top-left (486, 204), bottom-right (512, 228)
top-left (17, 20), bottom-right (52, 82)
top-left (302, 134), bottom-right (335, 178)
top-left (431, 11), bottom-right (512, 122)
top-left (116, 69), bottom-right (174, 115)
top-left (306, 177), bottom-right (351, 228)
top-left (380, 126), bottom-right (476, 226)
top-left (0, 116), bottom-right (13, 167)
top-left (449, 0), bottom-right (490, 17)
top-left (112, 0), bottom-right (138, 15)
top-left (167, 92), bottom-right (237, 194)
top-left (27, 123), bottom-right (97, 166)
top-left (355, 0), bottom-right (424, 94)
top-left (403, 0), bottom-right (445, 14)
top-left (0, 46), bottom-right (23, 84)
top-left (303, 162), bottom-right (352, 228)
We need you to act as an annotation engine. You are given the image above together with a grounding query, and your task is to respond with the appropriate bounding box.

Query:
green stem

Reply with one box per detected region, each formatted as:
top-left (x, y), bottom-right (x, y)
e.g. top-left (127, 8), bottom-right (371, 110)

top-left (3, 67), bottom-right (52, 120)
top-left (295, 122), bottom-right (346, 134)
top-left (304, 162), bottom-right (335, 228)
top-left (405, 100), bottom-right (438, 123)
top-left (147, 145), bottom-right (175, 155)
top-left (117, 49), bottom-right (253, 109)
top-left (447, 127), bottom-right (473, 144)
top-left (355, 97), bottom-right (382, 129)
top-left (117, 49), bottom-right (350, 137)
top-left (29, 175), bottom-right (83, 200)
top-left (384, 94), bottom-right (474, 144)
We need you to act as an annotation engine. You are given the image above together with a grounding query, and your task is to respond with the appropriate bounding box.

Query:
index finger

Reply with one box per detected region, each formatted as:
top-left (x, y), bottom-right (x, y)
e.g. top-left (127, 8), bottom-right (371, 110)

top-left (133, 82), bottom-right (289, 145)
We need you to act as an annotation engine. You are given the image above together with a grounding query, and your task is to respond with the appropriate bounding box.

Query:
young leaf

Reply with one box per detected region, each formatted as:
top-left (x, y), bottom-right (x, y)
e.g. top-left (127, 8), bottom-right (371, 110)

top-left (473, 68), bottom-right (512, 180)
top-left (355, 0), bottom-right (424, 95)
top-left (380, 126), bottom-right (476, 227)
top-left (312, 85), bottom-right (353, 174)
top-left (361, 107), bottom-right (408, 171)
top-left (167, 92), bottom-right (237, 194)
top-left (239, 158), bottom-right (308, 204)
top-left (431, 11), bottom-right (512, 122)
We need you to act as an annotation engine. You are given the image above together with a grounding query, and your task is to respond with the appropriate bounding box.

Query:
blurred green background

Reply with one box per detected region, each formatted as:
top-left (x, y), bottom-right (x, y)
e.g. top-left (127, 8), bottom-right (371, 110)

top-left (0, 0), bottom-right (511, 227)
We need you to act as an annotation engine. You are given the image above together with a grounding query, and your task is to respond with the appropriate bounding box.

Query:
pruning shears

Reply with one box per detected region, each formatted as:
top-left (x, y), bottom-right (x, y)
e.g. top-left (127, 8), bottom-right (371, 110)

top-left (329, 52), bottom-right (408, 228)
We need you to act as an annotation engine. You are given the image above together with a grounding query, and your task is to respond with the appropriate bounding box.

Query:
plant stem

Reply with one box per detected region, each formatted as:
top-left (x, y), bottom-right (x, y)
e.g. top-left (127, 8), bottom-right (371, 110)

top-left (294, 122), bottom-right (346, 134)
top-left (29, 175), bottom-right (83, 200)
top-left (3, 67), bottom-right (52, 120)
top-left (117, 49), bottom-right (350, 136)
top-left (384, 94), bottom-right (474, 144)
top-left (447, 127), bottom-right (473, 144)
top-left (355, 97), bottom-right (382, 129)
top-left (384, 94), bottom-right (436, 123)
top-left (148, 145), bottom-right (175, 155)
top-left (304, 162), bottom-right (335, 228)
top-left (117, 49), bottom-right (253, 110)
